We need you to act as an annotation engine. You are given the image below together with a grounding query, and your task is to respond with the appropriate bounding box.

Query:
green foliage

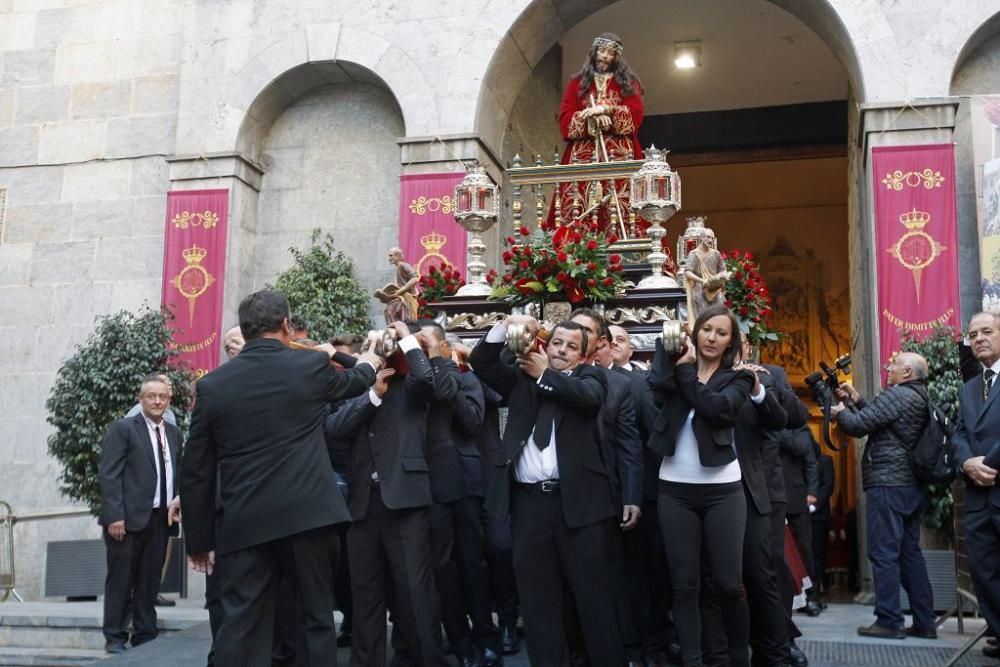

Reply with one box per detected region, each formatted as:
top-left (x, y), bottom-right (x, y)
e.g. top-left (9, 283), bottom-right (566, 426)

top-left (45, 307), bottom-right (195, 515)
top-left (900, 325), bottom-right (963, 543)
top-left (270, 229), bottom-right (371, 340)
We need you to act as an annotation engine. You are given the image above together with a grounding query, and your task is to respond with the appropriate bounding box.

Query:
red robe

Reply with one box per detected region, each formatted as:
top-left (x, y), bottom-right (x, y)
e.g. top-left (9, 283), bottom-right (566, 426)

top-left (549, 75), bottom-right (674, 272)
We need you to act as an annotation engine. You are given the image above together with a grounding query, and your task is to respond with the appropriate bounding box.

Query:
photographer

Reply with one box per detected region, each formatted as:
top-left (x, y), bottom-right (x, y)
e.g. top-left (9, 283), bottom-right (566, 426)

top-left (832, 352), bottom-right (935, 640)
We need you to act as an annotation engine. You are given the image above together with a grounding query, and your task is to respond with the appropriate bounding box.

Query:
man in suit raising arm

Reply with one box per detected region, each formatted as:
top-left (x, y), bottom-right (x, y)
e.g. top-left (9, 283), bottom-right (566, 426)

top-left (471, 315), bottom-right (624, 666)
top-left (99, 373), bottom-right (182, 653)
top-left (953, 312), bottom-right (1000, 647)
top-left (181, 289), bottom-right (381, 667)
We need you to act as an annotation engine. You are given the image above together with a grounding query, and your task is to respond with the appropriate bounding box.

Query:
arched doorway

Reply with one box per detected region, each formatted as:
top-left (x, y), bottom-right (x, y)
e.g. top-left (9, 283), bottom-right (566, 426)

top-left (480, 0), bottom-right (863, 595)
top-left (233, 62), bottom-right (406, 325)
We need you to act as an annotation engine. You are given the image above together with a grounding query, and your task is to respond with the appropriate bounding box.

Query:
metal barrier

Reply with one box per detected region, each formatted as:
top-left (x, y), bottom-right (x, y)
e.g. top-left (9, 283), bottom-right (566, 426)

top-left (0, 501), bottom-right (21, 602)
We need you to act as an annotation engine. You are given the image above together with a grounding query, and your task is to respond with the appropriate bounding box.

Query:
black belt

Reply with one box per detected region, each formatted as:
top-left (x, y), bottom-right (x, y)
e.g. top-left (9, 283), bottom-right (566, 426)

top-left (514, 480), bottom-right (560, 493)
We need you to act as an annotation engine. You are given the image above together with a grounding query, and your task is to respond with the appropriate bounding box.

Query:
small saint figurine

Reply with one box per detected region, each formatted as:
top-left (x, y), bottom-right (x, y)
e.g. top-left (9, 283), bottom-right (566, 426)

top-left (684, 228), bottom-right (730, 329)
top-left (376, 247), bottom-right (420, 325)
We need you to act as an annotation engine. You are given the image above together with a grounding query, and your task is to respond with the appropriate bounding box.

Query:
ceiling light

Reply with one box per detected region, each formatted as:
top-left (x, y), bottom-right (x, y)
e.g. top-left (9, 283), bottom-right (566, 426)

top-left (674, 41), bottom-right (702, 69)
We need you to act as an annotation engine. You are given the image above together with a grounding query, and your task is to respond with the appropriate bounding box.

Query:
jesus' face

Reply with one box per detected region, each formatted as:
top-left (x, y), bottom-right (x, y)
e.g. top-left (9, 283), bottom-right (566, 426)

top-left (594, 46), bottom-right (617, 73)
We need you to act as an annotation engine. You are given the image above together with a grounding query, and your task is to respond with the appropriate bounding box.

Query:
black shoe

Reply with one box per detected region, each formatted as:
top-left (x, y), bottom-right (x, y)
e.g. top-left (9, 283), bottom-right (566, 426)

top-left (336, 628), bottom-right (352, 648)
top-left (789, 641), bottom-right (809, 667)
top-left (984, 643), bottom-right (1000, 659)
top-left (154, 594), bottom-right (175, 607)
top-left (104, 641), bottom-right (127, 654)
top-left (857, 623), bottom-right (905, 639)
top-left (481, 647), bottom-right (503, 667)
top-left (642, 650), bottom-right (670, 667)
top-left (904, 625), bottom-right (938, 639)
top-left (989, 636), bottom-right (998, 646)
top-left (798, 601), bottom-right (822, 617)
top-left (665, 643), bottom-right (682, 665)
top-left (457, 653), bottom-right (481, 667)
top-left (500, 622), bottom-right (520, 655)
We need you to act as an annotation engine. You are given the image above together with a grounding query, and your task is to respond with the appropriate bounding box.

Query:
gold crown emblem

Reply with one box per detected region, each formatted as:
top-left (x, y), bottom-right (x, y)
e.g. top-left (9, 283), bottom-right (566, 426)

top-left (898, 208), bottom-right (931, 230)
top-left (420, 232), bottom-right (447, 252)
top-left (182, 245), bottom-right (208, 264)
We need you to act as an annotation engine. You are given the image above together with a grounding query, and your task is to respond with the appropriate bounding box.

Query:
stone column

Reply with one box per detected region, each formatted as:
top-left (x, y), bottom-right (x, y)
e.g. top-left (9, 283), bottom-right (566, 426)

top-left (853, 98), bottom-right (959, 599)
top-left (166, 153), bottom-right (264, 361)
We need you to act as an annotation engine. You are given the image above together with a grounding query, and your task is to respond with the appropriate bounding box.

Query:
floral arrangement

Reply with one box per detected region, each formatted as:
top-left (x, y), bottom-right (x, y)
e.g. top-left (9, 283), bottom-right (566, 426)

top-left (416, 263), bottom-right (464, 318)
top-left (722, 249), bottom-right (779, 346)
top-left (487, 223), bottom-right (626, 305)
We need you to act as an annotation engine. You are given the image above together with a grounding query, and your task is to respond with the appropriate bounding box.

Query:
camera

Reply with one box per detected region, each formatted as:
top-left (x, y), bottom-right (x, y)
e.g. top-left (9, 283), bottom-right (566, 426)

top-left (806, 354), bottom-right (852, 449)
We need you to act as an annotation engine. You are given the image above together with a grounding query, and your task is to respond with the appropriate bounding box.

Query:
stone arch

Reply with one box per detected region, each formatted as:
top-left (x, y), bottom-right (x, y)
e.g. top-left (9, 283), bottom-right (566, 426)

top-left (950, 8), bottom-right (1000, 92)
top-left (468, 0), bottom-right (870, 156)
top-left (201, 24), bottom-right (441, 160)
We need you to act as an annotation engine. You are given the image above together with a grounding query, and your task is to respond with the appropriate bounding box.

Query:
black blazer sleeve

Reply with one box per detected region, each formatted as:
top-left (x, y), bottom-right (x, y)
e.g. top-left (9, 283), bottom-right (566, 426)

top-left (471, 338), bottom-right (518, 399)
top-left (753, 381), bottom-right (788, 431)
top-left (404, 347), bottom-right (436, 404)
top-left (453, 372), bottom-right (486, 438)
top-left (325, 359), bottom-right (376, 402)
top-left (675, 363), bottom-right (754, 427)
top-left (615, 392), bottom-right (643, 507)
top-left (180, 389), bottom-right (218, 555)
top-left (98, 420), bottom-right (129, 526)
top-left (431, 357), bottom-right (461, 402)
top-left (326, 393), bottom-right (377, 442)
top-left (538, 366), bottom-right (606, 411)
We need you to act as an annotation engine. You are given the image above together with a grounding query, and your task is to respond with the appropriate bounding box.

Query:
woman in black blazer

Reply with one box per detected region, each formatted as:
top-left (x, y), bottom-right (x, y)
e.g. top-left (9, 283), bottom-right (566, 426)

top-left (647, 304), bottom-right (758, 667)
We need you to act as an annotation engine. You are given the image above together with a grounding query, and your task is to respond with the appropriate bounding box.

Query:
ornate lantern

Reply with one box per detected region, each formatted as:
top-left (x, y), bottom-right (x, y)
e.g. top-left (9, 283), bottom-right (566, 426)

top-left (454, 162), bottom-right (499, 297)
top-left (676, 215), bottom-right (707, 269)
top-left (629, 145), bottom-right (682, 288)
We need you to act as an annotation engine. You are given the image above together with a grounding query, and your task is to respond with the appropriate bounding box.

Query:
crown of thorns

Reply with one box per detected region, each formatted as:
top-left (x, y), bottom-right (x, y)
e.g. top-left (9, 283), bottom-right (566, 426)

top-left (592, 37), bottom-right (623, 54)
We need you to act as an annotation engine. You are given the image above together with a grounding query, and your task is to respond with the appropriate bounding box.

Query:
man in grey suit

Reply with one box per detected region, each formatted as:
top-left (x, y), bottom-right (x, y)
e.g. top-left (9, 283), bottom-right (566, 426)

top-left (954, 311), bottom-right (1000, 647)
top-left (99, 374), bottom-right (182, 653)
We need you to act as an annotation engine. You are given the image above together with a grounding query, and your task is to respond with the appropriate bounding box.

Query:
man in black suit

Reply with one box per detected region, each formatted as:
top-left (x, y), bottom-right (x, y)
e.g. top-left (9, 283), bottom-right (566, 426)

top-left (99, 373), bottom-right (183, 653)
top-left (780, 425), bottom-right (820, 617)
top-left (181, 290), bottom-right (380, 667)
top-left (471, 315), bottom-right (623, 666)
top-left (811, 444), bottom-right (835, 606)
top-left (325, 321), bottom-right (450, 667)
top-left (953, 312), bottom-right (1000, 651)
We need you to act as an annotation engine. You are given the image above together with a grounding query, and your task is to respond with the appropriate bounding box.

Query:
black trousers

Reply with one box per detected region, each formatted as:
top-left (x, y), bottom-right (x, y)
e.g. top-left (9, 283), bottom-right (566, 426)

top-left (811, 518), bottom-right (830, 595)
top-left (770, 502), bottom-right (801, 641)
top-left (511, 485), bottom-right (624, 666)
top-left (102, 509), bottom-right (168, 645)
top-left (429, 501), bottom-right (473, 653)
top-left (786, 511), bottom-right (814, 585)
top-left (451, 495), bottom-right (500, 650)
top-left (348, 487), bottom-right (449, 667)
top-left (624, 498), bottom-right (675, 656)
top-left (702, 488), bottom-right (789, 667)
top-left (484, 505), bottom-right (518, 625)
top-left (658, 481), bottom-right (749, 667)
top-left (965, 508), bottom-right (1000, 637)
top-left (215, 524), bottom-right (340, 667)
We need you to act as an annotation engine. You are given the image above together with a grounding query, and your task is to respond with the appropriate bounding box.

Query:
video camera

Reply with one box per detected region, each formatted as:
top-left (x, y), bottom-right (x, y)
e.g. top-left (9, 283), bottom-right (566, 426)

top-left (805, 354), bottom-right (852, 449)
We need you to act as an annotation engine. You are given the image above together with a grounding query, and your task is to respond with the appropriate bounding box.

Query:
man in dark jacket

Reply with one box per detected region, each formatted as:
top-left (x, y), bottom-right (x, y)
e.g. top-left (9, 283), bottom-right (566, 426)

top-left (834, 351), bottom-right (934, 639)
top-left (811, 444), bottom-right (835, 607)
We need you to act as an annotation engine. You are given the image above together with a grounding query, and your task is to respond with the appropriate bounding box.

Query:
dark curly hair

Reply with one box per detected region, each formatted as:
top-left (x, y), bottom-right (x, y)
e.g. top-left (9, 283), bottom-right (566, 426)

top-left (575, 32), bottom-right (642, 102)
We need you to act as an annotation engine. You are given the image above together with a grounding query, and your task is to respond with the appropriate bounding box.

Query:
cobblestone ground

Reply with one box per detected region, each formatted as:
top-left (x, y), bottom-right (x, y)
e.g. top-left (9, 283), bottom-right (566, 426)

top-left (97, 603), bottom-right (995, 666)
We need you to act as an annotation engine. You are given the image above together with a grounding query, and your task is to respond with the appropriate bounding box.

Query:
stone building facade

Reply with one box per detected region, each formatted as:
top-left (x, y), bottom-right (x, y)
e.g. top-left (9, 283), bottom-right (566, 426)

top-left (1, 0), bottom-right (999, 599)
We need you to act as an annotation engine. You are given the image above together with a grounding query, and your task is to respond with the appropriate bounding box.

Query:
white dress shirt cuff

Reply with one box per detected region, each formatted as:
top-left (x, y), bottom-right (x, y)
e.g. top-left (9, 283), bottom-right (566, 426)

top-left (368, 389), bottom-right (383, 406)
top-left (398, 334), bottom-right (420, 354)
top-left (750, 383), bottom-right (766, 404)
top-left (485, 322), bottom-right (509, 343)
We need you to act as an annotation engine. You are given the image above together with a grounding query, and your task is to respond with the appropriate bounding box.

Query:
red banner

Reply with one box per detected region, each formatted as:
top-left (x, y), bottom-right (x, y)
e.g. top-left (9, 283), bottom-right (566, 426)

top-left (161, 189), bottom-right (229, 378)
top-left (398, 173), bottom-right (467, 275)
top-left (872, 144), bottom-right (960, 374)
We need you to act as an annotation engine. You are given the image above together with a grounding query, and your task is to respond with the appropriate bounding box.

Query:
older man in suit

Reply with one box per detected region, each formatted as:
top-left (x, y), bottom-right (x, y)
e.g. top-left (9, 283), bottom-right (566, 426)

top-left (99, 373), bottom-right (183, 653)
top-left (954, 312), bottom-right (1000, 651)
top-left (471, 315), bottom-right (623, 666)
top-left (181, 289), bottom-right (380, 667)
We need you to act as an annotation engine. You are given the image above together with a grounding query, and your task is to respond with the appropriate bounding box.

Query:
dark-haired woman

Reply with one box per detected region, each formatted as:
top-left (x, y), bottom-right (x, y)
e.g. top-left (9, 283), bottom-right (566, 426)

top-left (647, 305), bottom-right (759, 667)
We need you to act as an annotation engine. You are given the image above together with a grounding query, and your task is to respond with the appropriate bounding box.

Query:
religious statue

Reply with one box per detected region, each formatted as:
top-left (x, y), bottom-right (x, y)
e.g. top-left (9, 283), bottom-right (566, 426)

top-left (376, 247), bottom-right (420, 324)
top-left (684, 228), bottom-right (731, 329)
top-left (548, 33), bottom-right (671, 265)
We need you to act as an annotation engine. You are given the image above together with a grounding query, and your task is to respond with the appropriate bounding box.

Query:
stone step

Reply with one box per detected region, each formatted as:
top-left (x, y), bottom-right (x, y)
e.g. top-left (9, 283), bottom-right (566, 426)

top-left (0, 647), bottom-right (106, 667)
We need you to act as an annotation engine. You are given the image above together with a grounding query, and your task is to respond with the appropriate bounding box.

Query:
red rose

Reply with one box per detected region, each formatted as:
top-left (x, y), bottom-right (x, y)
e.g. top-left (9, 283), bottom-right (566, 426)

top-left (502, 251), bottom-right (513, 263)
top-left (587, 262), bottom-right (596, 271)
top-left (607, 234), bottom-right (619, 244)
top-left (567, 285), bottom-right (585, 303)
top-left (524, 246), bottom-right (533, 256)
top-left (609, 254), bottom-right (622, 264)
top-left (739, 305), bottom-right (749, 316)
top-left (557, 271), bottom-right (569, 282)
top-left (602, 277), bottom-right (614, 286)
top-left (446, 285), bottom-right (456, 294)
top-left (429, 265), bottom-right (438, 275)
top-left (502, 274), bottom-right (513, 284)
top-left (724, 299), bottom-right (733, 308)
top-left (734, 271), bottom-right (743, 280)
top-left (540, 249), bottom-right (549, 258)
top-left (549, 259), bottom-right (557, 268)
top-left (417, 298), bottom-right (428, 306)
top-left (587, 239), bottom-right (598, 251)
top-left (486, 274), bottom-right (495, 285)
top-left (427, 278), bottom-right (438, 288)
top-left (557, 252), bottom-right (568, 262)
top-left (506, 236), bottom-right (516, 245)
top-left (575, 258), bottom-right (582, 265)
top-left (587, 278), bottom-right (597, 288)
top-left (519, 225), bottom-right (530, 236)
top-left (519, 260), bottom-right (530, 270)
top-left (611, 264), bottom-right (623, 272)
